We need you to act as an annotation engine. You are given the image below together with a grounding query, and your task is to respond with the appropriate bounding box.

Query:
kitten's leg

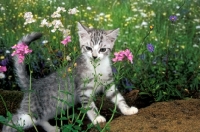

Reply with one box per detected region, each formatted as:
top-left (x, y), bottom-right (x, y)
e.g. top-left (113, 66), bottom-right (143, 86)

top-left (106, 85), bottom-right (138, 115)
top-left (79, 90), bottom-right (106, 124)
top-left (2, 113), bottom-right (37, 132)
top-left (40, 121), bottom-right (60, 132)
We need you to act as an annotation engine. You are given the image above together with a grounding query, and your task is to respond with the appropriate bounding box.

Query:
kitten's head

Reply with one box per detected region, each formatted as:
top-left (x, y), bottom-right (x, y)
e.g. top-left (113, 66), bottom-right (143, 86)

top-left (77, 22), bottom-right (119, 61)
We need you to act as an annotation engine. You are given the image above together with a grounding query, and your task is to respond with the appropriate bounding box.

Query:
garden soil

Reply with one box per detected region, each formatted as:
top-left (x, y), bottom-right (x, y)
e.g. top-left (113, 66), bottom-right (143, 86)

top-left (0, 90), bottom-right (200, 132)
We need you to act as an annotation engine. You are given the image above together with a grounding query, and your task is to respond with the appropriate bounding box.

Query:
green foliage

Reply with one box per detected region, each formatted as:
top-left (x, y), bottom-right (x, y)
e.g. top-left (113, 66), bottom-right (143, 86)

top-left (0, 0), bottom-right (200, 131)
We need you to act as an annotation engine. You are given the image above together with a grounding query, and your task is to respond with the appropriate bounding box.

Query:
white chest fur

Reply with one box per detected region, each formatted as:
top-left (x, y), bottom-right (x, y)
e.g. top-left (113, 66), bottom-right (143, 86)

top-left (91, 57), bottom-right (110, 75)
top-left (85, 56), bottom-right (112, 84)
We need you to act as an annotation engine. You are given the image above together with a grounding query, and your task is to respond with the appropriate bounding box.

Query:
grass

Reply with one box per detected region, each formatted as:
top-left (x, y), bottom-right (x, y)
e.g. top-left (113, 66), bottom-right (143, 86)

top-left (0, 0), bottom-right (200, 131)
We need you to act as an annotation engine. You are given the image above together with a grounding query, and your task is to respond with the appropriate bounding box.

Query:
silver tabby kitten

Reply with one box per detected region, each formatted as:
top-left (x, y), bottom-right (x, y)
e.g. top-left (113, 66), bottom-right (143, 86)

top-left (2, 22), bottom-right (138, 132)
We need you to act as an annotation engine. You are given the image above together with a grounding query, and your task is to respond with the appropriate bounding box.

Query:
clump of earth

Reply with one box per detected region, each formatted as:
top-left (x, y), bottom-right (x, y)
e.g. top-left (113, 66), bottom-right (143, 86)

top-left (0, 90), bottom-right (199, 132)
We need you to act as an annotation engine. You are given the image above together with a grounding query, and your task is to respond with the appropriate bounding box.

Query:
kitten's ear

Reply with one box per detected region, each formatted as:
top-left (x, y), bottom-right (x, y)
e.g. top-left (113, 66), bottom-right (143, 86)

top-left (77, 22), bottom-right (90, 39)
top-left (105, 28), bottom-right (119, 43)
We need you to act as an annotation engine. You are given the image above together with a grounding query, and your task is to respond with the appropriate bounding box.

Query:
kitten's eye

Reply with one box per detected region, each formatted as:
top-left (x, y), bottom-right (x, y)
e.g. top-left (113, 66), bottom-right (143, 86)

top-left (86, 46), bottom-right (92, 51)
top-left (99, 48), bottom-right (106, 52)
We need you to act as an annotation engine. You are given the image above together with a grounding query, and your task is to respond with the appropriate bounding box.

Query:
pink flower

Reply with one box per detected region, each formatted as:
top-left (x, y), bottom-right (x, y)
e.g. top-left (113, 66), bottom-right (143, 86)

top-left (123, 49), bottom-right (133, 63)
top-left (11, 43), bottom-right (32, 63)
top-left (0, 66), bottom-right (7, 72)
top-left (112, 49), bottom-right (133, 63)
top-left (61, 36), bottom-right (71, 45)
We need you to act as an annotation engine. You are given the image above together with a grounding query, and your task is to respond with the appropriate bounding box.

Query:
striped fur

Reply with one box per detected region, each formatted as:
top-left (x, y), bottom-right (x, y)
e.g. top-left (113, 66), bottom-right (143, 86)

top-left (13, 33), bottom-right (42, 90)
top-left (2, 23), bottom-right (138, 132)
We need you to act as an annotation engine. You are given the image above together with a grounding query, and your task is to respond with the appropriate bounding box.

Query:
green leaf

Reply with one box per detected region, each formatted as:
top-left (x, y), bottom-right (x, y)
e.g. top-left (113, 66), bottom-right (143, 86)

top-left (156, 91), bottom-right (163, 101)
top-left (75, 119), bottom-right (83, 125)
top-left (73, 125), bottom-right (81, 131)
top-left (87, 123), bottom-right (93, 130)
top-left (0, 115), bottom-right (6, 122)
top-left (139, 92), bottom-right (150, 96)
top-left (6, 111), bottom-right (12, 121)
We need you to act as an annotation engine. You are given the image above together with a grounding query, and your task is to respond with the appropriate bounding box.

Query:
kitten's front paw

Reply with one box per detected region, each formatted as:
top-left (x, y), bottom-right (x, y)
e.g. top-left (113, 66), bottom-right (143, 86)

top-left (121, 106), bottom-right (138, 115)
top-left (93, 115), bottom-right (106, 124)
top-left (49, 126), bottom-right (60, 132)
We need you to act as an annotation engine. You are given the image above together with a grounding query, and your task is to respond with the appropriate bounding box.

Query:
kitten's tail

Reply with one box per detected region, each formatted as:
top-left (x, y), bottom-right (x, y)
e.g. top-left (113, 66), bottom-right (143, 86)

top-left (14, 32), bottom-right (43, 90)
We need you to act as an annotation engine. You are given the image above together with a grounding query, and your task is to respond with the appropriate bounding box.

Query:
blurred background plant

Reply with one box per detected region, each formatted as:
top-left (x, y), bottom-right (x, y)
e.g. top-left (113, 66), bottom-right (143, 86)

top-left (0, 0), bottom-right (199, 104)
top-left (0, 0), bottom-right (200, 131)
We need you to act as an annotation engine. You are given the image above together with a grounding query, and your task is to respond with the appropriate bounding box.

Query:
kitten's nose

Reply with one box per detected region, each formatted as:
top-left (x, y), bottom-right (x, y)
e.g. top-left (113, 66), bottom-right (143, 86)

top-left (93, 56), bottom-right (97, 59)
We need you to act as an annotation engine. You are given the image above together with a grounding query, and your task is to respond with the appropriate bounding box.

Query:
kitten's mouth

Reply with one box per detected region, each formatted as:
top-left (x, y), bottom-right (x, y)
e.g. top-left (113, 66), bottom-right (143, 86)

top-left (90, 57), bottom-right (100, 62)
top-left (93, 56), bottom-right (97, 60)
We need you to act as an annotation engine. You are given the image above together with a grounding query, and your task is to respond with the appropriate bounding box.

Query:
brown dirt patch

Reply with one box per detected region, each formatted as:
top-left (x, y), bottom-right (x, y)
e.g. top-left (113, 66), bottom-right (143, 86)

top-left (109, 99), bottom-right (200, 132)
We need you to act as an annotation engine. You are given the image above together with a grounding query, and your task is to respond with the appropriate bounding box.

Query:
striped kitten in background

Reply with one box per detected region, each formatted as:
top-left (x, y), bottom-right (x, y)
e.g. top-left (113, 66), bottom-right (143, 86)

top-left (2, 22), bottom-right (138, 132)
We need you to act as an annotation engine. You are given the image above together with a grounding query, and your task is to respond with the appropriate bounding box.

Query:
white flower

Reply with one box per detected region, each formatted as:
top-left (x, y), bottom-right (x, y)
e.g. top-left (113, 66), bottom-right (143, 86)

top-left (51, 28), bottom-right (56, 33)
top-left (132, 9), bottom-right (137, 12)
top-left (24, 12), bottom-right (34, 19)
top-left (24, 12), bottom-right (36, 25)
top-left (87, 7), bottom-right (92, 10)
top-left (66, 56), bottom-right (71, 61)
top-left (56, 7), bottom-right (66, 12)
top-left (68, 7), bottom-right (79, 15)
top-left (125, 31), bottom-right (129, 34)
top-left (51, 11), bottom-right (61, 18)
top-left (24, 19), bottom-right (36, 25)
top-left (193, 44), bottom-right (199, 48)
top-left (42, 40), bottom-right (48, 44)
top-left (61, 29), bottom-right (70, 37)
top-left (125, 17), bottom-right (132, 21)
top-left (94, 18), bottom-right (99, 21)
top-left (1, 7), bottom-right (5, 11)
top-left (0, 72), bottom-right (5, 79)
top-left (194, 19), bottom-right (200, 22)
top-left (51, 19), bottom-right (64, 30)
top-left (141, 21), bottom-right (148, 26)
top-left (196, 26), bottom-right (200, 29)
top-left (5, 50), bottom-right (10, 54)
top-left (99, 12), bottom-right (105, 16)
top-left (135, 25), bottom-right (140, 28)
top-left (107, 24), bottom-right (113, 27)
top-left (150, 11), bottom-right (156, 17)
top-left (40, 19), bottom-right (50, 27)
top-left (141, 12), bottom-right (147, 17)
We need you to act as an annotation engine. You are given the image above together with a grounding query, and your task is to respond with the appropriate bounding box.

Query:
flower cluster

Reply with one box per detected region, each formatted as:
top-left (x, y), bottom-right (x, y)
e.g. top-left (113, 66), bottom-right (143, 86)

top-left (24, 12), bottom-right (36, 25)
top-left (38, 7), bottom-right (72, 37)
top-left (51, 20), bottom-right (64, 32)
top-left (68, 7), bottom-right (79, 15)
top-left (11, 43), bottom-right (32, 63)
top-left (112, 49), bottom-right (133, 63)
top-left (51, 7), bottom-right (66, 18)
top-left (0, 50), bottom-right (10, 78)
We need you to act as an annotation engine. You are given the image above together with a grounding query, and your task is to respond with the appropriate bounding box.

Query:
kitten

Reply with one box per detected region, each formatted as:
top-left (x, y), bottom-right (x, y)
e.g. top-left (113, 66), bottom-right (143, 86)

top-left (2, 22), bottom-right (138, 132)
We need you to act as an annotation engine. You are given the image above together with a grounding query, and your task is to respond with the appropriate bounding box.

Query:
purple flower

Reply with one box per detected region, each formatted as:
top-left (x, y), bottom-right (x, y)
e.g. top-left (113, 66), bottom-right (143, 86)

top-left (169, 15), bottom-right (177, 22)
top-left (0, 58), bottom-right (9, 66)
top-left (122, 78), bottom-right (134, 92)
top-left (147, 44), bottom-right (154, 52)
top-left (112, 66), bottom-right (117, 74)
